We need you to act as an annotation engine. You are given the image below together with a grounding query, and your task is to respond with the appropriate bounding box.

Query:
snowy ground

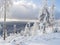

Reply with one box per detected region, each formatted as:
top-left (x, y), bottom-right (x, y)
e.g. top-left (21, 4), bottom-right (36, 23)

top-left (0, 33), bottom-right (60, 45)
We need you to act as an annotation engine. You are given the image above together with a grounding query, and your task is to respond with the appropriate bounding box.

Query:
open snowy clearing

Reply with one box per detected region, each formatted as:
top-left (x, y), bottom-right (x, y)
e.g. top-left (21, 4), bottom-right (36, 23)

top-left (0, 33), bottom-right (60, 45)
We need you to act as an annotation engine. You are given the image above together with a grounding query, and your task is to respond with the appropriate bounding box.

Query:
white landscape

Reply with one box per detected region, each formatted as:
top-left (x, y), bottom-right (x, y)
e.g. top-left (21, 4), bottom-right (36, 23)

top-left (0, 0), bottom-right (60, 45)
top-left (0, 31), bottom-right (60, 45)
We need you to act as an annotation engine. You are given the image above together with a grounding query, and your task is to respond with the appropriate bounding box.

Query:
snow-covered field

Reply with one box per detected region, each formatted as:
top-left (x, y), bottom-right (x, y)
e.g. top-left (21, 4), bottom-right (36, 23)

top-left (0, 33), bottom-right (60, 45)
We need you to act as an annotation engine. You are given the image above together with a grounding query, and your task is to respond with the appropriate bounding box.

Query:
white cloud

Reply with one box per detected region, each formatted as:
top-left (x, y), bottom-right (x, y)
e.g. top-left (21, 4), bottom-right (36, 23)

top-left (0, 0), bottom-right (59, 21)
top-left (6, 0), bottom-right (39, 19)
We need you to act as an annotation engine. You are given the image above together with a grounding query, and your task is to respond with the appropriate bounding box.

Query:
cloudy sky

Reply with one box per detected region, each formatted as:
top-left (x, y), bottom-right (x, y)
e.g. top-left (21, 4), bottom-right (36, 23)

top-left (0, 0), bottom-right (60, 20)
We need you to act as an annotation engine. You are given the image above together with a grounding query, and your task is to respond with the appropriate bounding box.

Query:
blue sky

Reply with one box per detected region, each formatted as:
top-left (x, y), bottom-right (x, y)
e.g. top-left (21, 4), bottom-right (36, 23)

top-left (55, 0), bottom-right (60, 11)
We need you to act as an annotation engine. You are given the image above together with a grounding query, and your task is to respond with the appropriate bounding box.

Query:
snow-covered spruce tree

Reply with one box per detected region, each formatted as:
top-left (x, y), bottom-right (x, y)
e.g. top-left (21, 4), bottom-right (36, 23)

top-left (13, 24), bottom-right (17, 34)
top-left (0, 0), bottom-right (13, 40)
top-left (38, 0), bottom-right (55, 33)
top-left (49, 0), bottom-right (55, 32)
top-left (24, 22), bottom-right (31, 36)
top-left (38, 0), bottom-right (47, 33)
top-left (39, 8), bottom-right (50, 33)
top-left (31, 22), bottom-right (39, 36)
